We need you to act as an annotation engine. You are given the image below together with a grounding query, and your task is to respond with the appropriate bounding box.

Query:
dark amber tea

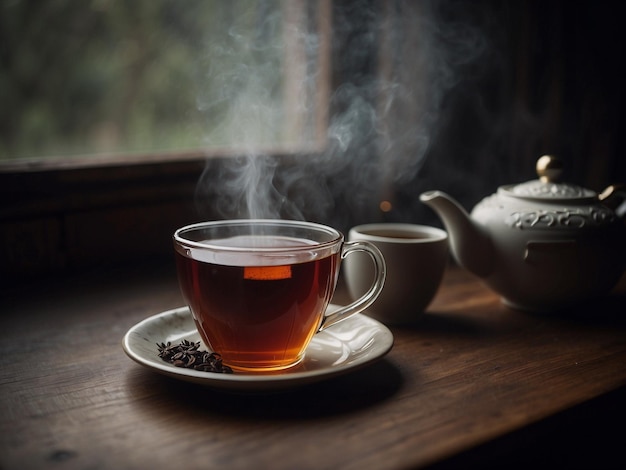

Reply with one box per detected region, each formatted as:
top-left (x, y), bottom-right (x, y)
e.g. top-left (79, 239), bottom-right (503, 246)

top-left (173, 220), bottom-right (385, 372)
top-left (175, 235), bottom-right (340, 371)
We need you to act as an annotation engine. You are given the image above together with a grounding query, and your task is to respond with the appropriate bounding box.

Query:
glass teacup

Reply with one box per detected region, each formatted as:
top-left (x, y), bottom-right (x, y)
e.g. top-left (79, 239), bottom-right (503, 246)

top-left (173, 219), bottom-right (386, 372)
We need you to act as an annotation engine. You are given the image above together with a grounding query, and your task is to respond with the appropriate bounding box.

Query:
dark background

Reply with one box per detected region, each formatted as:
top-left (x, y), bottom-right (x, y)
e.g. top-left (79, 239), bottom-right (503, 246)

top-left (327, 0), bottom-right (626, 229)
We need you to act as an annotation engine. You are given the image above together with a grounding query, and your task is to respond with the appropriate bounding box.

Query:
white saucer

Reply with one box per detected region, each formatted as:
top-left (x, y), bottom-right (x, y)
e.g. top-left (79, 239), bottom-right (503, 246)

top-left (122, 305), bottom-right (394, 392)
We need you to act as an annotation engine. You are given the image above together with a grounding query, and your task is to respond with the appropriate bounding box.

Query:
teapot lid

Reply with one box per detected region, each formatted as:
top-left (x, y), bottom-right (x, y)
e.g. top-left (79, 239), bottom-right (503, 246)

top-left (500, 155), bottom-right (597, 202)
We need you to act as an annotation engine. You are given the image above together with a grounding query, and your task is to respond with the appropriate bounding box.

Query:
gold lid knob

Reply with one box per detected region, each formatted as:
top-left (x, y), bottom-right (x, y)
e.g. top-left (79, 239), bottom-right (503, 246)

top-left (536, 155), bottom-right (563, 183)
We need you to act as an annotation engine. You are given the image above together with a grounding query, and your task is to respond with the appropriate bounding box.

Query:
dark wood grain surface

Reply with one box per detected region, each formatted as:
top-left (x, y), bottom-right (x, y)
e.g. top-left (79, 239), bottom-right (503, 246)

top-left (1, 262), bottom-right (625, 469)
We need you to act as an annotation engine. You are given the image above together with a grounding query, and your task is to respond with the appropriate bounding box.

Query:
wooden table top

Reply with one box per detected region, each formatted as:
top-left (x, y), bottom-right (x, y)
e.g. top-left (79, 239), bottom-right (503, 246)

top-left (1, 262), bottom-right (625, 469)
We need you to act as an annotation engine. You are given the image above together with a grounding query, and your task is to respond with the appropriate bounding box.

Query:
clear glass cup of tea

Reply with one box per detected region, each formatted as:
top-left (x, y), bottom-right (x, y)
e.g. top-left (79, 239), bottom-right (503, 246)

top-left (173, 219), bottom-right (386, 372)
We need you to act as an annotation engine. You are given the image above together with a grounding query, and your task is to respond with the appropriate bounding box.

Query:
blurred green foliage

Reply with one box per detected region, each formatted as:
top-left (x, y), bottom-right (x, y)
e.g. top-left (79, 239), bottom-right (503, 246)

top-left (0, 0), bottom-right (286, 161)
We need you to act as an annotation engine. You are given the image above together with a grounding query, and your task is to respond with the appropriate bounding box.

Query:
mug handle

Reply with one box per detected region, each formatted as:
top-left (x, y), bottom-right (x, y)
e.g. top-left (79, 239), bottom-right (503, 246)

top-left (319, 240), bottom-right (386, 331)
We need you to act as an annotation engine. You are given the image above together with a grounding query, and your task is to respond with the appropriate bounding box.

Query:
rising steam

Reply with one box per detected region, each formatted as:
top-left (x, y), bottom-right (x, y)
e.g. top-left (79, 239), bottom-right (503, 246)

top-left (195, 0), bottom-right (491, 227)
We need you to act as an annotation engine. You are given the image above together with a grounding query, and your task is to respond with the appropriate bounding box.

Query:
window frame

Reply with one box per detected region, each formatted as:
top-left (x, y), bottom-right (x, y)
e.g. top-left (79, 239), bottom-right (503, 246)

top-left (0, 0), bottom-right (340, 282)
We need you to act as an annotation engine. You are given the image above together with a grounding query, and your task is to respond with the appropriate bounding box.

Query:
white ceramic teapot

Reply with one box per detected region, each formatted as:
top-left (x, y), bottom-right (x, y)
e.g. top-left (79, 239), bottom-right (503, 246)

top-left (420, 155), bottom-right (626, 312)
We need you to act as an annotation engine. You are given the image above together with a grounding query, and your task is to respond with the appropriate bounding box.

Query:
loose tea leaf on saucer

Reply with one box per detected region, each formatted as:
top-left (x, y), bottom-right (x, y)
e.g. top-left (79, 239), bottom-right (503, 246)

top-left (157, 340), bottom-right (233, 374)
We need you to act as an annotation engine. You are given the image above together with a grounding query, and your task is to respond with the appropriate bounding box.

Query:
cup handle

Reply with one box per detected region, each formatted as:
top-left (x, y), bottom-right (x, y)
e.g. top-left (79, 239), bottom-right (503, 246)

top-left (319, 240), bottom-right (386, 331)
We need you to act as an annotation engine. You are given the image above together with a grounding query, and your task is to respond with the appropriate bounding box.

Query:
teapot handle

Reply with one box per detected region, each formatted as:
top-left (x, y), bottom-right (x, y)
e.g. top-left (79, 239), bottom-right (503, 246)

top-left (599, 184), bottom-right (626, 218)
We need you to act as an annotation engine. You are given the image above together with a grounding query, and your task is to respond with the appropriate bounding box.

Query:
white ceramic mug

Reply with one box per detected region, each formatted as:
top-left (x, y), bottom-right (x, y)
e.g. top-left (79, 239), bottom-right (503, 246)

top-left (345, 223), bottom-right (448, 324)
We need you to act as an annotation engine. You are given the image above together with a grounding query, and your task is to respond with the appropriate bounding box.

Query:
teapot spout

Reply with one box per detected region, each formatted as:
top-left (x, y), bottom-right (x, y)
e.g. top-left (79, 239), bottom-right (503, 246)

top-left (420, 190), bottom-right (494, 277)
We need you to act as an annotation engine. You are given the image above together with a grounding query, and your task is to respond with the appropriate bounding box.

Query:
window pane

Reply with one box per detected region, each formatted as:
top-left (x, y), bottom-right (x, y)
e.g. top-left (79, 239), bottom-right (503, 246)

top-left (0, 0), bottom-right (329, 162)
